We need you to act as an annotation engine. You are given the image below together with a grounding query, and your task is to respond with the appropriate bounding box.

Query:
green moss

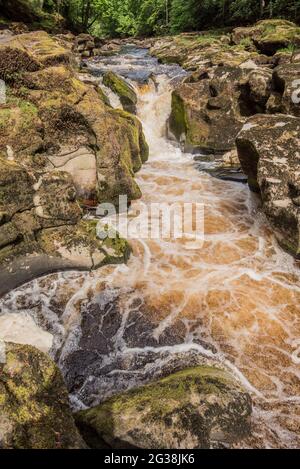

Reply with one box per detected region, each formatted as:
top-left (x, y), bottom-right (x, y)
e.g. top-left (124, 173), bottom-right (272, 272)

top-left (103, 71), bottom-right (137, 113)
top-left (75, 365), bottom-right (245, 443)
top-left (169, 91), bottom-right (187, 141)
top-left (0, 108), bottom-right (11, 130)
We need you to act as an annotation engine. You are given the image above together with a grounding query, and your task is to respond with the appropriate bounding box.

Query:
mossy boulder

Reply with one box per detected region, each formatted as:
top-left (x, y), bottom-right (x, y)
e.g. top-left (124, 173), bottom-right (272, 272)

top-left (37, 219), bottom-right (131, 269)
top-left (0, 30), bottom-right (146, 290)
top-left (0, 31), bottom-right (147, 206)
top-left (0, 156), bottom-right (130, 295)
top-left (169, 67), bottom-right (248, 153)
top-left (0, 99), bottom-right (43, 157)
top-left (0, 342), bottom-right (85, 449)
top-left (232, 20), bottom-right (300, 56)
top-left (103, 71), bottom-right (137, 114)
top-left (0, 0), bottom-right (43, 23)
top-left (0, 31), bottom-right (71, 76)
top-left (75, 366), bottom-right (252, 449)
top-left (0, 1), bottom-right (66, 33)
top-left (236, 114), bottom-right (300, 257)
top-left (150, 33), bottom-right (256, 71)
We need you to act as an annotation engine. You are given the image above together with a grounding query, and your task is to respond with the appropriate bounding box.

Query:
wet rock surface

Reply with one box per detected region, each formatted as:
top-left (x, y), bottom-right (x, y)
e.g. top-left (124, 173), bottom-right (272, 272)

top-left (75, 366), bottom-right (252, 449)
top-left (0, 342), bottom-right (85, 449)
top-left (236, 114), bottom-right (300, 257)
top-left (0, 30), bottom-right (147, 290)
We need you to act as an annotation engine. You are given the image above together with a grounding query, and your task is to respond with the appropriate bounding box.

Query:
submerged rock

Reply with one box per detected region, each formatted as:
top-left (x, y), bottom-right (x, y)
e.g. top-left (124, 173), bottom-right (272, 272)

top-left (75, 366), bottom-right (252, 449)
top-left (103, 71), bottom-right (137, 114)
top-left (0, 342), bottom-right (85, 449)
top-left (236, 114), bottom-right (300, 257)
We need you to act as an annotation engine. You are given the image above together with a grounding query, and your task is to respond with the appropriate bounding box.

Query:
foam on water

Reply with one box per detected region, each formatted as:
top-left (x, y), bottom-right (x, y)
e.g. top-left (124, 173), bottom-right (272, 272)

top-left (0, 49), bottom-right (300, 448)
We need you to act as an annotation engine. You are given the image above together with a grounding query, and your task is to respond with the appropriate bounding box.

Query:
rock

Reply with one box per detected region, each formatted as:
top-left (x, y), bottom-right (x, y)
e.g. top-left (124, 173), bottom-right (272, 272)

top-left (151, 33), bottom-right (256, 71)
top-left (0, 342), bottom-right (86, 449)
top-left (246, 68), bottom-right (272, 108)
top-left (103, 71), bottom-right (137, 114)
top-left (222, 149), bottom-right (240, 167)
top-left (232, 19), bottom-right (300, 56)
top-left (0, 1), bottom-right (65, 33)
top-left (0, 31), bottom-right (148, 208)
top-left (0, 156), bottom-right (131, 295)
top-left (37, 220), bottom-right (131, 269)
top-left (0, 0), bottom-right (43, 22)
top-left (168, 67), bottom-right (248, 153)
top-left (75, 366), bottom-right (252, 449)
top-left (236, 114), bottom-right (300, 256)
top-left (270, 63), bottom-right (300, 117)
top-left (195, 150), bottom-right (247, 184)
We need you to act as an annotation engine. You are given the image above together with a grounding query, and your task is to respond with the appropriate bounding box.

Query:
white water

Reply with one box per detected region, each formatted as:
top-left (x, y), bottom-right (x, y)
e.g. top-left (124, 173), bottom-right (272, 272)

top-left (0, 62), bottom-right (300, 447)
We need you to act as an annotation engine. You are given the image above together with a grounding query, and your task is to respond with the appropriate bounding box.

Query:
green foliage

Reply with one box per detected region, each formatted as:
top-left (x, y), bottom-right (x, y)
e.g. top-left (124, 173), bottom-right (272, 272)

top-left (4, 0), bottom-right (300, 37)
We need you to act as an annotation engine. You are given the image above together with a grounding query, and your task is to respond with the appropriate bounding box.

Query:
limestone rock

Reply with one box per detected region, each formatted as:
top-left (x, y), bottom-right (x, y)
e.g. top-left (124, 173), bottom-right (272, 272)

top-left (270, 63), bottom-right (300, 117)
top-left (0, 31), bottom-right (71, 75)
top-left (168, 67), bottom-right (248, 153)
top-left (0, 342), bottom-right (85, 449)
top-left (232, 19), bottom-right (300, 56)
top-left (103, 71), bottom-right (137, 114)
top-left (236, 114), bottom-right (300, 256)
top-left (75, 366), bottom-right (252, 449)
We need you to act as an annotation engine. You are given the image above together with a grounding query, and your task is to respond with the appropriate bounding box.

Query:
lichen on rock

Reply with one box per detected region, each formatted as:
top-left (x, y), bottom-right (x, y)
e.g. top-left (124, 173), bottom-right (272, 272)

top-left (103, 71), bottom-right (138, 114)
top-left (236, 114), bottom-right (300, 257)
top-left (75, 366), bottom-right (252, 449)
top-left (0, 342), bottom-right (86, 449)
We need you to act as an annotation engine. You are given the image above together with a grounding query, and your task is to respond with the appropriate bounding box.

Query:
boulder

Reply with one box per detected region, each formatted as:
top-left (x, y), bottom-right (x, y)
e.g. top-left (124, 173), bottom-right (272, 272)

top-left (168, 67), bottom-right (248, 153)
top-left (270, 63), bottom-right (300, 117)
top-left (0, 0), bottom-right (43, 23)
top-left (103, 71), bottom-right (138, 114)
top-left (232, 19), bottom-right (300, 56)
top-left (0, 31), bottom-right (71, 75)
top-left (0, 156), bottom-right (131, 295)
top-left (0, 342), bottom-right (85, 449)
top-left (75, 366), bottom-right (252, 449)
top-left (236, 114), bottom-right (300, 257)
top-left (0, 32), bottom-right (148, 207)
top-left (151, 34), bottom-right (256, 71)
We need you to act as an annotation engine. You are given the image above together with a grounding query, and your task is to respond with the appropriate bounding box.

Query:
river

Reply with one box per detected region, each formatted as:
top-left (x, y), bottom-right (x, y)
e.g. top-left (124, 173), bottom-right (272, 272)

top-left (0, 46), bottom-right (299, 448)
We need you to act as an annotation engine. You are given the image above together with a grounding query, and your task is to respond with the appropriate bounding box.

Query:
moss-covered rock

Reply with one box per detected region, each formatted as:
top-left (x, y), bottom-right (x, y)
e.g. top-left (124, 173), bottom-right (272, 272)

top-left (0, 31), bottom-right (71, 73)
top-left (0, 0), bottom-right (43, 23)
top-left (0, 30), bottom-right (148, 206)
top-left (37, 219), bottom-right (131, 269)
top-left (232, 19), bottom-right (300, 56)
top-left (103, 71), bottom-right (137, 114)
top-left (0, 342), bottom-right (86, 449)
top-left (0, 0), bottom-right (66, 33)
top-left (169, 66), bottom-right (249, 153)
top-left (0, 156), bottom-right (130, 294)
top-left (150, 33), bottom-right (257, 71)
top-left (75, 366), bottom-right (252, 449)
top-left (236, 114), bottom-right (300, 257)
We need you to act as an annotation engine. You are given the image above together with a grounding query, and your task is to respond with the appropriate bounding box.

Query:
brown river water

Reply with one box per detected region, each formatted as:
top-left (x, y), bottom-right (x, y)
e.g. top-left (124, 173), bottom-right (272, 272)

top-left (0, 48), bottom-right (299, 448)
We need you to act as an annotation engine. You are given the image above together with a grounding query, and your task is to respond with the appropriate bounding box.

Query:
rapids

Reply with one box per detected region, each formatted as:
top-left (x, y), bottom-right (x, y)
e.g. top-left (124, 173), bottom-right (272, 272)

top-left (0, 47), bottom-right (300, 448)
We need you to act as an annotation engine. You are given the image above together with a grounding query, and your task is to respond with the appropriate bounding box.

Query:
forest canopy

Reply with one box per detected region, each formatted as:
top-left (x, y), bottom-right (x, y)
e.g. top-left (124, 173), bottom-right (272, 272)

top-left (3, 0), bottom-right (300, 37)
